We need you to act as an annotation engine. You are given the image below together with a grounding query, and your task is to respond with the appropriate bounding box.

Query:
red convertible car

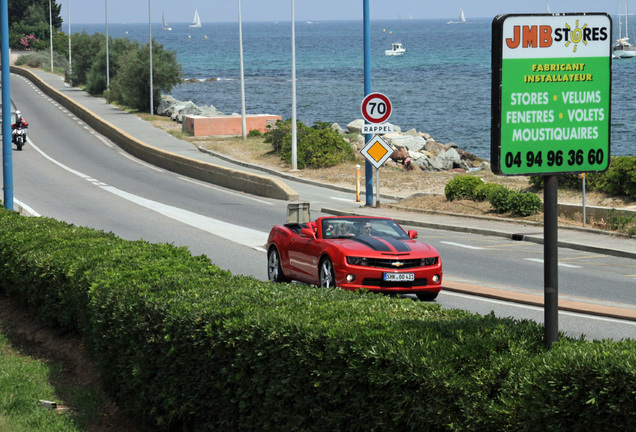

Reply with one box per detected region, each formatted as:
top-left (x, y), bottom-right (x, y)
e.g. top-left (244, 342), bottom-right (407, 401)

top-left (266, 208), bottom-right (442, 301)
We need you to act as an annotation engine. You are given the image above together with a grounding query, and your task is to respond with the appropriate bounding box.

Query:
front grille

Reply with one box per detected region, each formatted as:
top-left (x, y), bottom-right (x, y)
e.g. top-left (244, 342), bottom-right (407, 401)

top-left (365, 257), bottom-right (437, 269)
top-left (361, 278), bottom-right (428, 288)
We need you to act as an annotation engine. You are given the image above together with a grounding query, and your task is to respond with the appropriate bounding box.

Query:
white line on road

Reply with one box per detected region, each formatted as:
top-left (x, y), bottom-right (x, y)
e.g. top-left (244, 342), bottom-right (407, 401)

top-left (179, 177), bottom-right (273, 205)
top-left (440, 241), bottom-right (485, 250)
top-left (524, 258), bottom-right (582, 268)
top-left (23, 140), bottom-right (269, 250)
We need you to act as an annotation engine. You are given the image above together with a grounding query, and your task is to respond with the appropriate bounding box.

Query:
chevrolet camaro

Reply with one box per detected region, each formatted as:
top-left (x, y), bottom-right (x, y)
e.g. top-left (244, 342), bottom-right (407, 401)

top-left (266, 215), bottom-right (442, 301)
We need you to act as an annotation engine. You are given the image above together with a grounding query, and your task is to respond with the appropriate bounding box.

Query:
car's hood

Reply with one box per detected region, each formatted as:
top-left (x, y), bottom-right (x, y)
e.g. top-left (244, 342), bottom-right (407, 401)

top-left (331, 236), bottom-right (437, 256)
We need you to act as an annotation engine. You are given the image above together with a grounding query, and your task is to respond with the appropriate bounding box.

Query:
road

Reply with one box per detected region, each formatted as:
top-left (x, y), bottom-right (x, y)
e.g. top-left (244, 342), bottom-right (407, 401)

top-left (7, 73), bottom-right (636, 341)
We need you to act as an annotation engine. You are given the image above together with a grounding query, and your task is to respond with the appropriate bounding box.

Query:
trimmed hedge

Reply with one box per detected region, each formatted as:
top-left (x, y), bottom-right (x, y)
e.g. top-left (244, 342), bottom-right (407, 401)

top-left (0, 208), bottom-right (635, 431)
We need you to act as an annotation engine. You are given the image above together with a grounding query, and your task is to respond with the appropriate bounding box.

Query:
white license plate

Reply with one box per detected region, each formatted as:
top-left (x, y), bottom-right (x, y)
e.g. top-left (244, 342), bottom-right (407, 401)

top-left (383, 272), bottom-right (415, 282)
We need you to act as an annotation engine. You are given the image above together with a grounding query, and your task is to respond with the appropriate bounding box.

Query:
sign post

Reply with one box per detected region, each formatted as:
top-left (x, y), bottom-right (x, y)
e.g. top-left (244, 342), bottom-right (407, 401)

top-left (360, 93), bottom-right (393, 207)
top-left (492, 13), bottom-right (611, 347)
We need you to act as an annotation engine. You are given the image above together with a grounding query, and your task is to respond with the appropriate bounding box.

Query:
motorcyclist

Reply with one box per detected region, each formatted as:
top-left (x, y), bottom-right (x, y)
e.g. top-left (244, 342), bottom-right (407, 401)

top-left (12, 110), bottom-right (27, 129)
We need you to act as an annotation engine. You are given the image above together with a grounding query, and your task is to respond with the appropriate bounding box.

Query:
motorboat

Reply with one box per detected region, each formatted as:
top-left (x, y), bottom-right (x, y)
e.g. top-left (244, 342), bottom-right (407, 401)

top-left (385, 42), bottom-right (405, 56)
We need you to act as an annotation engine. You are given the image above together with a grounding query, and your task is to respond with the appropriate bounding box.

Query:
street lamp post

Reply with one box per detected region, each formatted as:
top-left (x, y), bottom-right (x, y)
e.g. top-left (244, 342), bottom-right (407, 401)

top-left (148, 0), bottom-right (153, 115)
top-left (238, 0), bottom-right (246, 140)
top-left (49, 0), bottom-right (53, 72)
top-left (68, 0), bottom-right (71, 84)
top-left (105, 0), bottom-right (109, 89)
top-left (291, 0), bottom-right (297, 170)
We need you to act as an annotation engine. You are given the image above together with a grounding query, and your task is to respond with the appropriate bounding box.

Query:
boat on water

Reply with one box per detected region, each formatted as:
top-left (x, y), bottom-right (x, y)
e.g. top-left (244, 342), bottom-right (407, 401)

top-left (189, 9), bottom-right (201, 28)
top-left (447, 8), bottom-right (466, 24)
top-left (385, 42), bottom-right (405, 56)
top-left (162, 12), bottom-right (171, 31)
top-left (614, 0), bottom-right (636, 58)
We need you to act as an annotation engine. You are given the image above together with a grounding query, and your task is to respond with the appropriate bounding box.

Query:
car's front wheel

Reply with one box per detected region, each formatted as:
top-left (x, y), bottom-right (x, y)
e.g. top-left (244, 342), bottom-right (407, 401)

top-left (268, 247), bottom-right (288, 282)
top-left (416, 291), bottom-right (439, 301)
top-left (319, 257), bottom-right (335, 288)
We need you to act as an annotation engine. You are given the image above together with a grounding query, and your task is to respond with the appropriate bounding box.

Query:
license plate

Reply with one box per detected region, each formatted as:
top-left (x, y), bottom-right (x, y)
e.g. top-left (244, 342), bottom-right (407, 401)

top-left (383, 272), bottom-right (414, 282)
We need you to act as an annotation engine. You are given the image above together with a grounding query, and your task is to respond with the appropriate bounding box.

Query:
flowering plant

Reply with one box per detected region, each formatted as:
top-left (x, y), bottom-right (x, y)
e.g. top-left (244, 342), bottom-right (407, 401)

top-left (19, 34), bottom-right (39, 49)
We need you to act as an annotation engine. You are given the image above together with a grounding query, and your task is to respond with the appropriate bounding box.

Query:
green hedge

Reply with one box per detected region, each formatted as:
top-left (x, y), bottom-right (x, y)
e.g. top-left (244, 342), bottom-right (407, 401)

top-left (0, 208), bottom-right (634, 430)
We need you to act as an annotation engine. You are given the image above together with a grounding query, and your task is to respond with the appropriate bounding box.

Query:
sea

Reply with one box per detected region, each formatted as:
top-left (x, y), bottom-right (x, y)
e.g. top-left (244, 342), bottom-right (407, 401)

top-left (78, 18), bottom-right (635, 159)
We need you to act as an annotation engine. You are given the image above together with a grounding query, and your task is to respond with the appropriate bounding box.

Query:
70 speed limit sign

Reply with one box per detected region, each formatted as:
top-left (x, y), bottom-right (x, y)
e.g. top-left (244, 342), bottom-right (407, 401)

top-left (361, 92), bottom-right (392, 124)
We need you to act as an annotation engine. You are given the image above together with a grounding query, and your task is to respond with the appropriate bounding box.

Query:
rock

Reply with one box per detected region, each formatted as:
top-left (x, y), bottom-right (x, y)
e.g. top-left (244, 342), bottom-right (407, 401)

top-left (384, 133), bottom-right (426, 152)
top-left (157, 95), bottom-right (223, 122)
top-left (347, 119), bottom-right (365, 133)
top-left (331, 123), bottom-right (346, 136)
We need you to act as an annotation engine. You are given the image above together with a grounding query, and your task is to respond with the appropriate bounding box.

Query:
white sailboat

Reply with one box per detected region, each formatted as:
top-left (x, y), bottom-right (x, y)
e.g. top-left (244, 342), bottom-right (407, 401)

top-left (546, 1), bottom-right (551, 13)
top-left (189, 9), bottom-right (202, 28)
top-left (448, 8), bottom-right (466, 24)
top-left (613, 0), bottom-right (636, 58)
top-left (162, 12), bottom-right (171, 31)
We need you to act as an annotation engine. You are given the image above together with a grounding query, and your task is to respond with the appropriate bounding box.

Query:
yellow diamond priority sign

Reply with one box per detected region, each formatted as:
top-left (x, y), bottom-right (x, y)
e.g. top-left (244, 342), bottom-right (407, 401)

top-left (361, 135), bottom-right (393, 169)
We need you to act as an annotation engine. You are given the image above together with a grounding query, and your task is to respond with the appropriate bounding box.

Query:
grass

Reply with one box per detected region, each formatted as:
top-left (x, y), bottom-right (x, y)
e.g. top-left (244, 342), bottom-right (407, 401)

top-left (0, 333), bottom-right (82, 431)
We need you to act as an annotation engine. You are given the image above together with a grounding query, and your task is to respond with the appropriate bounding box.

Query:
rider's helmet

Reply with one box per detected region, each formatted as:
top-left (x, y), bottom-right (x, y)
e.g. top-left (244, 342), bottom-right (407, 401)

top-left (15, 110), bottom-right (21, 119)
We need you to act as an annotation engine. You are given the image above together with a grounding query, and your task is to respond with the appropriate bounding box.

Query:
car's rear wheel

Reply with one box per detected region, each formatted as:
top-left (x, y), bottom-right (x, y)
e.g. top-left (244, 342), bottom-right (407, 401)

top-left (416, 291), bottom-right (439, 301)
top-left (268, 247), bottom-right (288, 282)
top-left (319, 257), bottom-right (335, 288)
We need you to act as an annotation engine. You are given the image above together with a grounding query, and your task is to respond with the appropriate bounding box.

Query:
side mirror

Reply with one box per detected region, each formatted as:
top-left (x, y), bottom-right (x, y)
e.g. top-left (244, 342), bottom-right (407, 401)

top-left (300, 228), bottom-right (317, 240)
top-left (407, 230), bottom-right (418, 239)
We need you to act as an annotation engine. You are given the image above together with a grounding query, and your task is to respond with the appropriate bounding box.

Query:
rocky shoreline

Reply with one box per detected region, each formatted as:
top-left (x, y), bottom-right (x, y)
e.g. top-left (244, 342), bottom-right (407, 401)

top-left (159, 96), bottom-right (489, 173)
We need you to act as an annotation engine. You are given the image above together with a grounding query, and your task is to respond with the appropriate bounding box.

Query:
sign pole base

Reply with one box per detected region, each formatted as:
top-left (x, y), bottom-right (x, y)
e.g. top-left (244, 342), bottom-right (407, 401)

top-left (544, 175), bottom-right (559, 348)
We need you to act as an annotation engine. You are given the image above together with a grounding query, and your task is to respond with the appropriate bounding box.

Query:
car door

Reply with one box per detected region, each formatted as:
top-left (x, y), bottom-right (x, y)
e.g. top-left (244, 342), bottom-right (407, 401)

top-left (288, 232), bottom-right (322, 283)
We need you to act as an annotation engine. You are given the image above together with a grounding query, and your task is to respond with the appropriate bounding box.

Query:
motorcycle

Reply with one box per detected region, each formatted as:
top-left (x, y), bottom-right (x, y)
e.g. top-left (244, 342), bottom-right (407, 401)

top-left (12, 123), bottom-right (28, 151)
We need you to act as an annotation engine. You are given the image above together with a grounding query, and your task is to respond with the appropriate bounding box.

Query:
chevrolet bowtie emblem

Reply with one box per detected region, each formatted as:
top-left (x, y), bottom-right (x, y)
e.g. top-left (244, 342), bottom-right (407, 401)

top-left (392, 261), bottom-right (404, 267)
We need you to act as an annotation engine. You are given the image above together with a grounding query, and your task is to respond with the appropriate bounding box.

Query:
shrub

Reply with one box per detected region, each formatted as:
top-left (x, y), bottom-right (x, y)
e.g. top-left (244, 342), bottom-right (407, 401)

top-left (594, 156), bottom-right (636, 198)
top-left (508, 191), bottom-right (543, 217)
top-left (473, 182), bottom-right (504, 202)
top-left (445, 175), bottom-right (484, 201)
top-left (265, 119), bottom-right (355, 169)
top-left (247, 129), bottom-right (263, 138)
top-left (15, 50), bottom-right (69, 72)
top-left (488, 185), bottom-right (513, 213)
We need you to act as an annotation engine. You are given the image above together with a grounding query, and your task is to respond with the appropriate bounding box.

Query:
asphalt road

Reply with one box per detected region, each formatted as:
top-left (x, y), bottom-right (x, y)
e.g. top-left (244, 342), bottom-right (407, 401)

top-left (7, 73), bottom-right (636, 341)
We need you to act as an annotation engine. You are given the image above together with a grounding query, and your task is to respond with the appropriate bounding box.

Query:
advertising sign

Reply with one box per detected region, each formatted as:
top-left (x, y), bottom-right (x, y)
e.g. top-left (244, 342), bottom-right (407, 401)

top-left (491, 13), bottom-right (611, 175)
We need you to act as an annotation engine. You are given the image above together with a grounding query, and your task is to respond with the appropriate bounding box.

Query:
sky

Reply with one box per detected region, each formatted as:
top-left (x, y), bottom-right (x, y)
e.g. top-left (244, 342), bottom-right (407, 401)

top-left (61, 1), bottom-right (624, 25)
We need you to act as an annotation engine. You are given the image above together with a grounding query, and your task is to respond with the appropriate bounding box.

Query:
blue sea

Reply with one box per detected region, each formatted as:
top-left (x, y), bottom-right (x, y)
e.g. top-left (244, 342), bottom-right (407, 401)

top-left (78, 19), bottom-right (635, 159)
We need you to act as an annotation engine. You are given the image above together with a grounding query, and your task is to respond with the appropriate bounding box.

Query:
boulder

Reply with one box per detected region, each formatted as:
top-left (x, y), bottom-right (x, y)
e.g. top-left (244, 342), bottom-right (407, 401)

top-left (347, 119), bottom-right (365, 133)
top-left (384, 133), bottom-right (426, 152)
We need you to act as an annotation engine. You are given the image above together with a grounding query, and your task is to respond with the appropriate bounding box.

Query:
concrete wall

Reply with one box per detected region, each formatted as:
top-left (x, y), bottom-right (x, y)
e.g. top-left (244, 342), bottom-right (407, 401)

top-left (184, 114), bottom-right (281, 137)
top-left (11, 66), bottom-right (298, 201)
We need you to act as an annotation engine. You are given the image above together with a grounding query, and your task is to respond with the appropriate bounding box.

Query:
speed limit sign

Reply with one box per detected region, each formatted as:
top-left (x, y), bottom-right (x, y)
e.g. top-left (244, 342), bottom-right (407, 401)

top-left (361, 92), bottom-right (392, 124)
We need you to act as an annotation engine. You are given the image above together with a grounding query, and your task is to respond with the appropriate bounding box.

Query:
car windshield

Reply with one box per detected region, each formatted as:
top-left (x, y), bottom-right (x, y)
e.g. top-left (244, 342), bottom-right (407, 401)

top-left (321, 218), bottom-right (408, 239)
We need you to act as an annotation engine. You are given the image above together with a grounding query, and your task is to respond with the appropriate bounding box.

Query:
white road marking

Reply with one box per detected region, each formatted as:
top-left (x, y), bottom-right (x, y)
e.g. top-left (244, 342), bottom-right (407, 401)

top-left (440, 241), bottom-right (484, 250)
top-left (179, 177), bottom-right (273, 205)
top-left (524, 258), bottom-right (582, 268)
top-left (24, 140), bottom-right (268, 250)
top-left (14, 198), bottom-right (40, 217)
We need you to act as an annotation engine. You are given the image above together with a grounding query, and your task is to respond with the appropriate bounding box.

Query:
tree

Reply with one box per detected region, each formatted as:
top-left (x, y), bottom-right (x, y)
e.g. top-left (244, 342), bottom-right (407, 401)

top-left (86, 37), bottom-right (139, 96)
top-left (108, 41), bottom-right (182, 112)
top-left (8, 0), bottom-right (63, 50)
top-left (9, 0), bottom-right (62, 29)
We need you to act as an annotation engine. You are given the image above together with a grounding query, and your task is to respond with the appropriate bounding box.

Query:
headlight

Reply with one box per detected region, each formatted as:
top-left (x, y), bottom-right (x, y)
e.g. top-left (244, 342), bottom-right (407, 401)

top-left (346, 256), bottom-right (368, 266)
top-left (423, 257), bottom-right (438, 266)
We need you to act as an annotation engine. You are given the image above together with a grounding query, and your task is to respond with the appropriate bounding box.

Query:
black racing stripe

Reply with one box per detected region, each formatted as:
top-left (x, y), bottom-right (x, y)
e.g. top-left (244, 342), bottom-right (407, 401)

top-left (380, 236), bottom-right (411, 252)
top-left (350, 236), bottom-right (392, 252)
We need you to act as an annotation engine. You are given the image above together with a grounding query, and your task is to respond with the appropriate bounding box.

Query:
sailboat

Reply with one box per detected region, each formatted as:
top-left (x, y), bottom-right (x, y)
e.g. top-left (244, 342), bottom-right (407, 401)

top-left (162, 12), bottom-right (171, 31)
top-left (448, 8), bottom-right (466, 24)
top-left (189, 9), bottom-right (201, 28)
top-left (613, 0), bottom-right (636, 58)
top-left (546, 1), bottom-right (551, 13)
